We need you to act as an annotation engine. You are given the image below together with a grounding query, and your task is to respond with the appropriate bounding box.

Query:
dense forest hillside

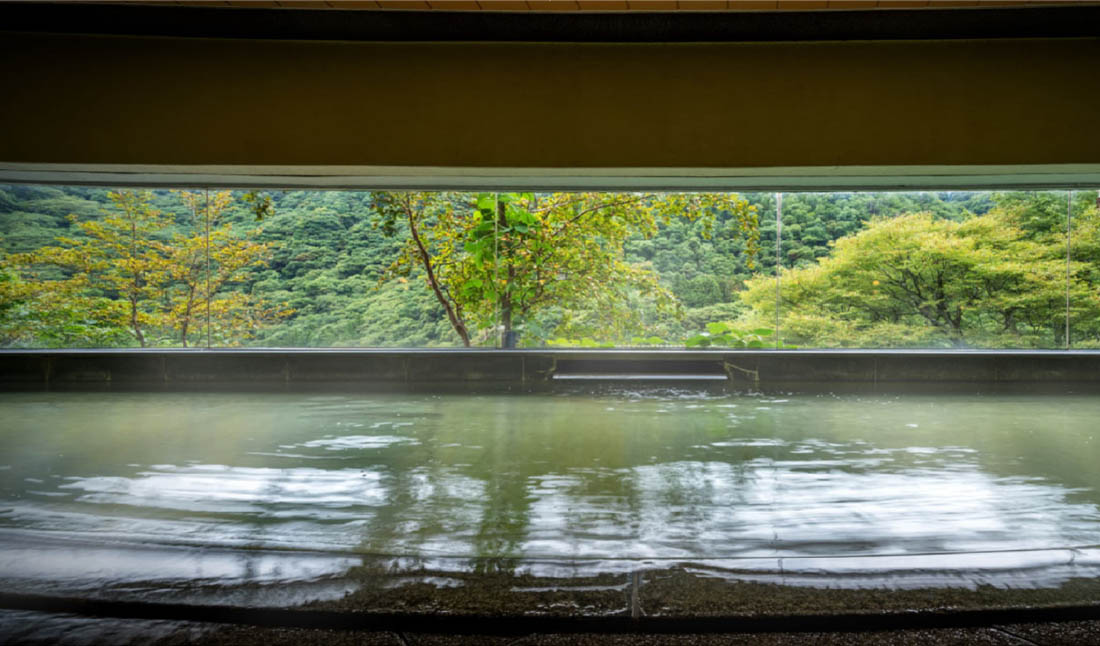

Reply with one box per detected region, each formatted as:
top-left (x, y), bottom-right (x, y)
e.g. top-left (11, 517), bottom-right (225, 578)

top-left (1, 184), bottom-right (1096, 348)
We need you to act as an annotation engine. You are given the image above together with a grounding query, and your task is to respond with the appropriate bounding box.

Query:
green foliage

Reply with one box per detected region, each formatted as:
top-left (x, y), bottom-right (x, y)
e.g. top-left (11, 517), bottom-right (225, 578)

top-left (372, 191), bottom-right (760, 347)
top-left (740, 196), bottom-right (1100, 348)
top-left (546, 322), bottom-right (790, 349)
top-left (684, 322), bottom-right (788, 349)
top-left (4, 185), bottom-right (1093, 350)
top-left (1, 190), bottom-right (287, 347)
top-left (12, 190), bottom-right (175, 346)
top-left (547, 336), bottom-right (616, 348)
top-left (164, 191), bottom-right (288, 346)
top-left (241, 191), bottom-right (275, 222)
top-left (0, 258), bottom-right (132, 347)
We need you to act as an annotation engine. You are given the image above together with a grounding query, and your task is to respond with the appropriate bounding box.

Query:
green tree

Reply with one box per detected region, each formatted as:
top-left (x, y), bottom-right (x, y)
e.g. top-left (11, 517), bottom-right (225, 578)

top-left (1064, 193), bottom-right (1100, 345)
top-left (10, 191), bottom-right (171, 346)
top-left (0, 256), bottom-right (135, 347)
top-left (373, 192), bottom-right (759, 347)
top-left (742, 208), bottom-right (1093, 348)
top-left (167, 191), bottom-right (287, 346)
top-left (2, 189), bottom-right (289, 348)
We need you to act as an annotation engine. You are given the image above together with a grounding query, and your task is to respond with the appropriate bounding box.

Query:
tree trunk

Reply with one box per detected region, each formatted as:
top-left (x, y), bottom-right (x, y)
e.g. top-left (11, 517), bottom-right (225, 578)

top-left (500, 274), bottom-right (515, 348)
top-left (180, 296), bottom-right (194, 348)
top-left (129, 218), bottom-right (146, 347)
top-left (130, 295), bottom-right (145, 347)
top-left (497, 200), bottom-right (516, 349)
top-left (405, 201), bottom-right (471, 347)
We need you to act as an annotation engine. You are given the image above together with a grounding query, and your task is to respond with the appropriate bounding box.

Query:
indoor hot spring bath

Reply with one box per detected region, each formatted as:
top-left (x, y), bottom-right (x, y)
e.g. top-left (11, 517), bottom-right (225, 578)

top-left (3, 387), bottom-right (1100, 630)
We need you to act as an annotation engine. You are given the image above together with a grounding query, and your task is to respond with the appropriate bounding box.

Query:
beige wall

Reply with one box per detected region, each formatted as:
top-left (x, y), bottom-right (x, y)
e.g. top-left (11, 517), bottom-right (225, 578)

top-left (0, 32), bottom-right (1097, 170)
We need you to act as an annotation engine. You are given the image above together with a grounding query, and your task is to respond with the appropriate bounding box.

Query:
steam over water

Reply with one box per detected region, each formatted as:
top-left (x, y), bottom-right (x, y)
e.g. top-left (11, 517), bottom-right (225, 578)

top-left (2, 390), bottom-right (1100, 600)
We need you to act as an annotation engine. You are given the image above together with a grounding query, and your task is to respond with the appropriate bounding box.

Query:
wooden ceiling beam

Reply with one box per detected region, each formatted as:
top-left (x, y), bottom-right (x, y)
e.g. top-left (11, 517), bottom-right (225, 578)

top-left (4, 1), bottom-right (1098, 40)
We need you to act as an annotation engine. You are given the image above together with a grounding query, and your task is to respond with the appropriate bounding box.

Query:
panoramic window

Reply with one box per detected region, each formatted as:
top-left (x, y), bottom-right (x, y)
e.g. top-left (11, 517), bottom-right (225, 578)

top-left (1, 184), bottom-right (1096, 350)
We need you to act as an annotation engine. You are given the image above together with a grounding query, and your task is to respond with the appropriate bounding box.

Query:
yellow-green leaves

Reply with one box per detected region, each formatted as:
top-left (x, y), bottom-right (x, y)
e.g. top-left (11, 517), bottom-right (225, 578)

top-left (165, 191), bottom-right (288, 347)
top-left (4, 190), bottom-right (287, 348)
top-left (742, 206), bottom-right (1097, 348)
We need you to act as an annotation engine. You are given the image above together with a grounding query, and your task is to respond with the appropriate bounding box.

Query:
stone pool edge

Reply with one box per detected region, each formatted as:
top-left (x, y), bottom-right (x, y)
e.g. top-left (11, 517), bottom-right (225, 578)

top-left (2, 349), bottom-right (1100, 393)
top-left (4, 583), bottom-right (1100, 636)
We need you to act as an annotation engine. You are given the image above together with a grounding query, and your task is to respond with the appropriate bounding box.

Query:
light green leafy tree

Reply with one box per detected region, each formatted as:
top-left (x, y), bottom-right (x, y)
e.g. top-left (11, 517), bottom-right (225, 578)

top-left (742, 208), bottom-right (1097, 348)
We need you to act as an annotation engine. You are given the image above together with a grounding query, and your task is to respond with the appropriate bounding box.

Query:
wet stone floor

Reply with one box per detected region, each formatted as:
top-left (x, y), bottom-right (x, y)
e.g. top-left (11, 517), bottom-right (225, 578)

top-left (3, 610), bottom-right (1100, 646)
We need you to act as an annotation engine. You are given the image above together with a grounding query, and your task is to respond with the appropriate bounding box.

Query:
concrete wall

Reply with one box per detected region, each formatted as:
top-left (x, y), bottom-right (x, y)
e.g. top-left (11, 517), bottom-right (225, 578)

top-left (1, 33), bottom-right (1097, 170)
top-left (3, 350), bottom-right (1099, 393)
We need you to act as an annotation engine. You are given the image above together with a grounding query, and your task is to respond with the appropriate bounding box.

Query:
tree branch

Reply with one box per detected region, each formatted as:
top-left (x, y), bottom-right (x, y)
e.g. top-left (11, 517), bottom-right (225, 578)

top-left (403, 196), bottom-right (471, 347)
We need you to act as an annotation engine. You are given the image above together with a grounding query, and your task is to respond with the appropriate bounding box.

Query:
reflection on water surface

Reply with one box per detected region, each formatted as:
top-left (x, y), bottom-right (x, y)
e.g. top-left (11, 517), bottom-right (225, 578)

top-left (1, 390), bottom-right (1099, 596)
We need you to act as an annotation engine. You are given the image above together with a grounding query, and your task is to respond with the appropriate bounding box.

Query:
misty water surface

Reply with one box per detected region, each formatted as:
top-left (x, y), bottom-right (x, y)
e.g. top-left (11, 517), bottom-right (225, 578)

top-left (1, 390), bottom-right (1099, 593)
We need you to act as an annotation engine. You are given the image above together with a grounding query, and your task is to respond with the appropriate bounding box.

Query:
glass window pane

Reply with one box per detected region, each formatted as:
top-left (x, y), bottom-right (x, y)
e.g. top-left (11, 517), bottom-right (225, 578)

top-left (1, 185), bottom-right (1093, 351)
top-left (1070, 190), bottom-right (1100, 349)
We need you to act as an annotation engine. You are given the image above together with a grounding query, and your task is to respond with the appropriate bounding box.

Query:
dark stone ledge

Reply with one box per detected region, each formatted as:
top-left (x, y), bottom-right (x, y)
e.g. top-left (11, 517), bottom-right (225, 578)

top-left (2, 349), bottom-right (1100, 393)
